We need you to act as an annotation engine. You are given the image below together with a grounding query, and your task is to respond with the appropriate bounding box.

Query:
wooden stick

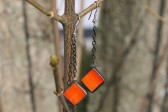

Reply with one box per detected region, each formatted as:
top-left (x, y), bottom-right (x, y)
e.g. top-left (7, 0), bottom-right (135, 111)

top-left (25, 0), bottom-right (62, 22)
top-left (145, 5), bottom-right (168, 25)
top-left (51, 0), bottom-right (64, 111)
top-left (78, 0), bottom-right (103, 18)
top-left (53, 68), bottom-right (70, 112)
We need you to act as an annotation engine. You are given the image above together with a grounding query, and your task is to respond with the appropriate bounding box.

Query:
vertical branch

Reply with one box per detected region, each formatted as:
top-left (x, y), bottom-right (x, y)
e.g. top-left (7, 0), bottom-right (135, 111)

top-left (147, 0), bottom-right (166, 111)
top-left (0, 96), bottom-right (2, 112)
top-left (52, 67), bottom-right (70, 112)
top-left (22, 1), bottom-right (36, 112)
top-left (64, 0), bottom-right (75, 16)
top-left (112, 76), bottom-right (120, 112)
top-left (63, 25), bottom-right (76, 112)
top-left (52, 0), bottom-right (63, 92)
top-left (139, 1), bottom-right (167, 112)
top-left (51, 0), bottom-right (64, 111)
top-left (63, 0), bottom-right (76, 89)
top-left (161, 57), bottom-right (168, 112)
top-left (140, 32), bottom-right (168, 112)
top-left (76, 0), bottom-right (84, 80)
top-left (63, 0), bottom-right (76, 111)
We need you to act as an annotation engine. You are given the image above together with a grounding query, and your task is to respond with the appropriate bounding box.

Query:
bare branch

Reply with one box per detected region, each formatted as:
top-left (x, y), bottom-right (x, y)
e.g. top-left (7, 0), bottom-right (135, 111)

top-left (53, 68), bottom-right (70, 112)
top-left (0, 96), bottom-right (3, 112)
top-left (63, 0), bottom-right (76, 111)
top-left (50, 55), bottom-right (70, 112)
top-left (140, 39), bottom-right (168, 112)
top-left (78, 0), bottom-right (103, 18)
top-left (139, 20), bottom-right (168, 112)
top-left (145, 5), bottom-right (168, 25)
top-left (139, 6), bottom-right (168, 112)
top-left (25, 0), bottom-right (62, 22)
top-left (51, 0), bottom-right (66, 111)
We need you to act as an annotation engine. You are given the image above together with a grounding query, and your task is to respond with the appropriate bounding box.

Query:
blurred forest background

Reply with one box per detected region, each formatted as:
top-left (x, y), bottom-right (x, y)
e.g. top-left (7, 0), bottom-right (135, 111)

top-left (0, 0), bottom-right (168, 112)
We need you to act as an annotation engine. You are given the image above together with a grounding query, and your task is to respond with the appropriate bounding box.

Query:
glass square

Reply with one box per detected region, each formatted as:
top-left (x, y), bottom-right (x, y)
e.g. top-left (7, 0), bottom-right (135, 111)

top-left (81, 68), bottom-right (104, 92)
top-left (63, 82), bottom-right (87, 105)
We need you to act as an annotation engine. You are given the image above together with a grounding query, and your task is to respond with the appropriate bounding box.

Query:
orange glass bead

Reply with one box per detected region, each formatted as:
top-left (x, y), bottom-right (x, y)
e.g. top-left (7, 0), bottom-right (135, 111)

top-left (63, 82), bottom-right (87, 105)
top-left (81, 68), bottom-right (104, 92)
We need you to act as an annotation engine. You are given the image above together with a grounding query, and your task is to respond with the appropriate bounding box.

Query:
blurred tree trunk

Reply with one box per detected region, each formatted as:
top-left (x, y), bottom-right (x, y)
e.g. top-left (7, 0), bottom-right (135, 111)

top-left (161, 58), bottom-right (168, 112)
top-left (0, 97), bottom-right (2, 112)
top-left (0, 0), bottom-right (59, 112)
top-left (87, 0), bottom-right (168, 112)
top-left (0, 0), bottom-right (32, 111)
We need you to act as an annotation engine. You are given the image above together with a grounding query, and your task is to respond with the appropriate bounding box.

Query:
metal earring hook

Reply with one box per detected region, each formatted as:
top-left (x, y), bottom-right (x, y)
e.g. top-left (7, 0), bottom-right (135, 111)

top-left (76, 14), bottom-right (80, 27)
top-left (93, 1), bottom-right (98, 23)
top-left (74, 14), bottom-right (80, 33)
top-left (88, 1), bottom-right (98, 22)
top-left (88, 10), bottom-right (93, 20)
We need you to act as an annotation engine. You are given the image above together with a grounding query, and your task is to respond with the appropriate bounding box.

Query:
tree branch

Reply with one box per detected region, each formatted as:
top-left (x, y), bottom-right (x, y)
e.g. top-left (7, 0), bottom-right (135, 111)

top-left (140, 6), bottom-right (168, 112)
top-left (63, 0), bottom-right (76, 111)
top-left (50, 55), bottom-right (70, 112)
top-left (51, 0), bottom-right (65, 111)
top-left (25, 0), bottom-right (62, 22)
top-left (78, 0), bottom-right (103, 18)
top-left (0, 96), bottom-right (3, 112)
top-left (145, 5), bottom-right (168, 25)
top-left (53, 68), bottom-right (70, 112)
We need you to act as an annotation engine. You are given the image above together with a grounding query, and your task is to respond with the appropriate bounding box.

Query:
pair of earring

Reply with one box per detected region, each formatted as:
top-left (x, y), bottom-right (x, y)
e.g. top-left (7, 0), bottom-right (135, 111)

top-left (64, 68), bottom-right (104, 106)
top-left (63, 1), bottom-right (104, 106)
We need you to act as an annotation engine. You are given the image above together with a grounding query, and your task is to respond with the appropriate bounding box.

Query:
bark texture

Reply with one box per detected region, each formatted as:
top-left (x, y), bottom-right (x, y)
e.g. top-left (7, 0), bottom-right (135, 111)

top-left (87, 0), bottom-right (168, 112)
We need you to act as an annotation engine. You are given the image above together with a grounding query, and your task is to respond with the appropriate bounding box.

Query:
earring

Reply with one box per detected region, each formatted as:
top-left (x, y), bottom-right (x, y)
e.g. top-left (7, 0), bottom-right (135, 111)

top-left (63, 14), bottom-right (87, 106)
top-left (81, 1), bottom-right (104, 93)
top-left (64, 81), bottom-right (87, 105)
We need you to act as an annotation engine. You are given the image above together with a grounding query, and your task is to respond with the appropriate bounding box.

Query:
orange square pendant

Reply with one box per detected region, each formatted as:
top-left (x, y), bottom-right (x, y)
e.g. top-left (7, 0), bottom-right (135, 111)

top-left (81, 68), bottom-right (104, 92)
top-left (63, 82), bottom-right (87, 105)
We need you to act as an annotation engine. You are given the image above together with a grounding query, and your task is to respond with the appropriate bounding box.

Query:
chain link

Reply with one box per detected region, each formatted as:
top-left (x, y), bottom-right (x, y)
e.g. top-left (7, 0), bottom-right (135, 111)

top-left (67, 33), bottom-right (77, 85)
top-left (91, 9), bottom-right (98, 67)
top-left (91, 24), bottom-right (97, 67)
top-left (72, 33), bottom-right (77, 79)
top-left (67, 15), bottom-right (80, 85)
top-left (89, 1), bottom-right (98, 67)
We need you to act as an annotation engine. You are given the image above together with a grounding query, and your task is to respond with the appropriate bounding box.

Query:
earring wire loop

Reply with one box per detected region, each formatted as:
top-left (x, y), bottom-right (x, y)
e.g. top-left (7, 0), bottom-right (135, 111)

top-left (74, 14), bottom-right (80, 33)
top-left (88, 1), bottom-right (98, 20)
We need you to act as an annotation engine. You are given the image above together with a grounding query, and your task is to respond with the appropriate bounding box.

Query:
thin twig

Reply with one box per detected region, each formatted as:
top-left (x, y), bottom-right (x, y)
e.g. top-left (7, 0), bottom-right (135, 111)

top-left (145, 5), bottom-right (168, 25)
top-left (161, 57), bottom-right (168, 112)
top-left (78, 0), bottom-right (103, 18)
top-left (25, 0), bottom-right (62, 22)
top-left (52, 0), bottom-right (63, 88)
top-left (53, 68), bottom-right (70, 112)
top-left (140, 5), bottom-right (168, 112)
top-left (146, 1), bottom-right (166, 111)
top-left (50, 55), bottom-right (70, 112)
top-left (0, 96), bottom-right (2, 112)
top-left (51, 0), bottom-right (64, 111)
top-left (140, 40), bottom-right (168, 112)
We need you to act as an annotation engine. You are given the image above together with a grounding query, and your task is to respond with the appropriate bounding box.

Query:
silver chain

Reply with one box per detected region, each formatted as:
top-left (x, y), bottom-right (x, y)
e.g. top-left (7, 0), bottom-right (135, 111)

top-left (67, 14), bottom-right (80, 85)
top-left (91, 1), bottom-right (98, 67)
